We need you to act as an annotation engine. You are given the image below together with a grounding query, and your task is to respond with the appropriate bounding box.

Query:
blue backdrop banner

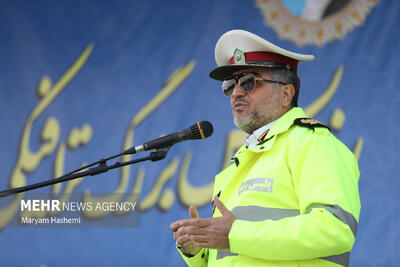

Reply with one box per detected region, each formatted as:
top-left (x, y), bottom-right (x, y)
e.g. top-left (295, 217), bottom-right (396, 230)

top-left (0, 0), bottom-right (399, 266)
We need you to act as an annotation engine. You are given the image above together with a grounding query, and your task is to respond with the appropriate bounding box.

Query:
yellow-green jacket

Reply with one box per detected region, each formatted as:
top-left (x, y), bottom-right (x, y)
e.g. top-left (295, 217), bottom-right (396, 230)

top-left (179, 107), bottom-right (361, 267)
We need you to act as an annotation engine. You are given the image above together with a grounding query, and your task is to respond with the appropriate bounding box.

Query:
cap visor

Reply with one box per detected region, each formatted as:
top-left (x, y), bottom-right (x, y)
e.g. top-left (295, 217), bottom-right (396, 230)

top-left (209, 64), bottom-right (283, 81)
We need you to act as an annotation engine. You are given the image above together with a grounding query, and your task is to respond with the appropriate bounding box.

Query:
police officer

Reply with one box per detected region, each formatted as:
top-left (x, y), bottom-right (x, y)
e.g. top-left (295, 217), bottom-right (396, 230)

top-left (170, 29), bottom-right (360, 267)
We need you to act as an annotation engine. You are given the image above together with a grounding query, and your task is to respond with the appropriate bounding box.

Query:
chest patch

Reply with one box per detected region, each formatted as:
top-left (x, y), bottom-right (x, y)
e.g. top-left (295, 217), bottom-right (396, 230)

top-left (238, 178), bottom-right (274, 195)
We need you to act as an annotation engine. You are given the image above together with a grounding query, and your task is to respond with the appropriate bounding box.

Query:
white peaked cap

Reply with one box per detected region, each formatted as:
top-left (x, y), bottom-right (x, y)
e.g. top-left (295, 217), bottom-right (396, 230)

top-left (209, 29), bottom-right (315, 80)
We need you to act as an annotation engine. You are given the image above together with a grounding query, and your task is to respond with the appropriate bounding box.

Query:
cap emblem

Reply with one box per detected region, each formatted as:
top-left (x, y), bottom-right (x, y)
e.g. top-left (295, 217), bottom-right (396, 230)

top-left (233, 48), bottom-right (245, 65)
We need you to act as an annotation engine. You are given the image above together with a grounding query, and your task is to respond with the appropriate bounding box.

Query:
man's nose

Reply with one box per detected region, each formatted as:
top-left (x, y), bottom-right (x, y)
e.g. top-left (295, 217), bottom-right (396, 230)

top-left (231, 83), bottom-right (245, 98)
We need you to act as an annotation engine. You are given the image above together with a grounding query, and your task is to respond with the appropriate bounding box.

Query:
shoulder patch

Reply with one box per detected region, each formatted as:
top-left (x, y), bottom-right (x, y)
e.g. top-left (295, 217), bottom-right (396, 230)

top-left (293, 118), bottom-right (330, 132)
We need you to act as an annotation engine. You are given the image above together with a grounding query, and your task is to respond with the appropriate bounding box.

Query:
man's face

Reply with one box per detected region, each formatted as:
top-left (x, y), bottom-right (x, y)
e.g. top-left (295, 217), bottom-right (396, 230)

top-left (229, 69), bottom-right (286, 134)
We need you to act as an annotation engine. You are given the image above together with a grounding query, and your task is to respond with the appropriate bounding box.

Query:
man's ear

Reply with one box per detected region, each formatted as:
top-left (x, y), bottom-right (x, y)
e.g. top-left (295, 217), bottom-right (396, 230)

top-left (281, 84), bottom-right (295, 107)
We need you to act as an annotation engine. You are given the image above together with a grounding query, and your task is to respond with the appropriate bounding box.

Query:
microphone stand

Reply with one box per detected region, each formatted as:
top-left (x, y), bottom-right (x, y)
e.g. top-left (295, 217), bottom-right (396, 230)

top-left (0, 147), bottom-right (171, 198)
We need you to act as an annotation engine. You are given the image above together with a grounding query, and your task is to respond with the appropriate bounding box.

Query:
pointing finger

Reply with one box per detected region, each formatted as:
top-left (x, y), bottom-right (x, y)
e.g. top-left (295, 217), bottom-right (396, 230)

top-left (189, 205), bottom-right (199, 219)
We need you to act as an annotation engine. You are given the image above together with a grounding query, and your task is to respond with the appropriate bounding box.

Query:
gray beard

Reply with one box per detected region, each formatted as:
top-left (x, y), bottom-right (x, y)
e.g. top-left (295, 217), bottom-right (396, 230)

top-left (234, 110), bottom-right (274, 134)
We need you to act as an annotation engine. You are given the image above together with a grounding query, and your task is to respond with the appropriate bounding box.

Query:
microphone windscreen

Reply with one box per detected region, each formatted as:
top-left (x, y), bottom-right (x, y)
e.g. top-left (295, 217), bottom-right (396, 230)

top-left (189, 121), bottom-right (214, 140)
top-left (199, 121), bottom-right (213, 138)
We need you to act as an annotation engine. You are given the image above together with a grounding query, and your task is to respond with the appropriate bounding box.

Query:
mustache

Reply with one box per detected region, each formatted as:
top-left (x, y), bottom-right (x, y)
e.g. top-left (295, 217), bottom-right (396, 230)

top-left (233, 97), bottom-right (250, 105)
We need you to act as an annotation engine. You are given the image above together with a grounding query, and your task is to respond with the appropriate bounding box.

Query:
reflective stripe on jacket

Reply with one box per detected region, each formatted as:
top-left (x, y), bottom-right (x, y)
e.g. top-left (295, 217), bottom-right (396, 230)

top-left (180, 107), bottom-right (361, 267)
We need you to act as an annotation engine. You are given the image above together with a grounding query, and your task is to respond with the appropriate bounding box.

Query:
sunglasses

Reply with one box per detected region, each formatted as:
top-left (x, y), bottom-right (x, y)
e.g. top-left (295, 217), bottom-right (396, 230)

top-left (222, 73), bottom-right (287, 96)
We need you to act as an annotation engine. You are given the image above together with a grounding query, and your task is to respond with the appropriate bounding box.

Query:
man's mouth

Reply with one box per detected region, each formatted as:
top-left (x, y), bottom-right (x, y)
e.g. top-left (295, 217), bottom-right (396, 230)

top-left (233, 101), bottom-right (249, 111)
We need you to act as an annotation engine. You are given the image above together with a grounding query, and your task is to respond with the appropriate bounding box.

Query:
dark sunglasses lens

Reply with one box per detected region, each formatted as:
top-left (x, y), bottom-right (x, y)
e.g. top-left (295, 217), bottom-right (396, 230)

top-left (239, 74), bottom-right (255, 92)
top-left (222, 79), bottom-right (235, 96)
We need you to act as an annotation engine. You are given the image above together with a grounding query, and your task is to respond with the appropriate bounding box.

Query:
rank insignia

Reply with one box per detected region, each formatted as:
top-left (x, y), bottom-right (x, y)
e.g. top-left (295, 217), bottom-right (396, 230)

top-left (233, 48), bottom-right (245, 65)
top-left (294, 118), bottom-right (330, 131)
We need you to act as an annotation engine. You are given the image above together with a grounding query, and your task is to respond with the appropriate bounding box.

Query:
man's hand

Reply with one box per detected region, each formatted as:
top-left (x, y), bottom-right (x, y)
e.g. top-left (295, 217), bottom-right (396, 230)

top-left (170, 196), bottom-right (236, 253)
top-left (171, 204), bottom-right (202, 256)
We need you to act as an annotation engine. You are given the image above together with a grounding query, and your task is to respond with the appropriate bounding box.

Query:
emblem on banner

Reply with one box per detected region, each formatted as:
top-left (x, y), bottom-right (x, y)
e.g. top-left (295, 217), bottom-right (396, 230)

top-left (256, 0), bottom-right (379, 46)
top-left (233, 48), bottom-right (245, 64)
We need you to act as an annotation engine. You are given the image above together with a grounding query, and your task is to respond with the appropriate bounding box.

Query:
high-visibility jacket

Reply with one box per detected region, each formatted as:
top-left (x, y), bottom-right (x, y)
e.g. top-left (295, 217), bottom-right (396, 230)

top-left (179, 107), bottom-right (361, 267)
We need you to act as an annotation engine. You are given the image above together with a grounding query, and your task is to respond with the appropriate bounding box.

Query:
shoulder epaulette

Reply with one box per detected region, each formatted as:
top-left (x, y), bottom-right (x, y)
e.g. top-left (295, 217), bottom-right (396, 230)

top-left (293, 118), bottom-right (330, 132)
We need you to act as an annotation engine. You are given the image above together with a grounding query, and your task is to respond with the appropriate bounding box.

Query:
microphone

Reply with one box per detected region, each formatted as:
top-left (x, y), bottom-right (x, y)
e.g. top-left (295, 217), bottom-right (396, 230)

top-left (123, 121), bottom-right (213, 155)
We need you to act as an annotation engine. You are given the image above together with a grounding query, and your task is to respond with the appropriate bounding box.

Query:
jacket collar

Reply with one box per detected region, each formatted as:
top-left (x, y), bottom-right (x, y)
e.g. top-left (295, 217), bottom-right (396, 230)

top-left (266, 107), bottom-right (307, 137)
top-left (243, 120), bottom-right (276, 148)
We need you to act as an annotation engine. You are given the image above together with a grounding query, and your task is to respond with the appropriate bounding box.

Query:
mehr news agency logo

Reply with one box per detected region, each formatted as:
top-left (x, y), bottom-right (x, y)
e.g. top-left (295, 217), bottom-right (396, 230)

top-left (13, 194), bottom-right (139, 227)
